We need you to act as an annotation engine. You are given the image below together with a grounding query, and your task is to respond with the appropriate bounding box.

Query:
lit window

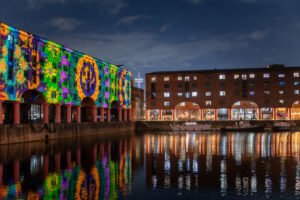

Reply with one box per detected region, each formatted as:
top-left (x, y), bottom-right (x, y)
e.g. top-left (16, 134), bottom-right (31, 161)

top-left (193, 103), bottom-right (198, 106)
top-left (279, 90), bottom-right (284, 95)
top-left (8, 35), bottom-right (12, 41)
top-left (278, 74), bottom-right (285, 78)
top-left (249, 91), bottom-right (255, 96)
top-left (177, 92), bottom-right (183, 96)
top-left (242, 74), bottom-right (247, 80)
top-left (177, 76), bottom-right (183, 80)
top-left (249, 74), bottom-right (255, 78)
top-left (263, 73), bottom-right (270, 78)
top-left (295, 81), bottom-right (299, 86)
top-left (295, 90), bottom-right (300, 95)
top-left (279, 81), bottom-right (285, 86)
top-left (164, 92), bottom-right (170, 97)
top-left (180, 102), bottom-right (185, 106)
top-left (205, 101), bottom-right (212, 106)
top-left (164, 101), bottom-right (170, 106)
top-left (264, 91), bottom-right (270, 95)
top-left (185, 92), bottom-right (190, 98)
top-left (192, 92), bottom-right (197, 97)
top-left (234, 74), bottom-right (239, 79)
top-left (279, 99), bottom-right (284, 104)
top-left (219, 74), bottom-right (226, 80)
top-left (193, 76), bottom-right (197, 80)
top-left (219, 91), bottom-right (226, 96)
top-left (164, 77), bottom-right (170, 81)
top-left (205, 92), bottom-right (211, 96)
top-left (151, 77), bottom-right (156, 82)
top-left (294, 72), bottom-right (300, 77)
top-left (185, 76), bottom-right (190, 81)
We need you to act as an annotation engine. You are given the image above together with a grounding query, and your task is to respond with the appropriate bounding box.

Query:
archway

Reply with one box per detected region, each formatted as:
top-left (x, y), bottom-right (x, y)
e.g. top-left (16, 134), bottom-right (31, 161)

top-left (175, 102), bottom-right (200, 121)
top-left (292, 101), bottom-right (300, 120)
top-left (111, 101), bottom-right (121, 121)
top-left (231, 101), bottom-right (258, 120)
top-left (20, 90), bottom-right (46, 124)
top-left (81, 97), bottom-right (95, 122)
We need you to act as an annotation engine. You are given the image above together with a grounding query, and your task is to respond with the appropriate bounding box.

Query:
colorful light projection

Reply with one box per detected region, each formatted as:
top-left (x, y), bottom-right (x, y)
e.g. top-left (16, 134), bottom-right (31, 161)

top-left (0, 23), bottom-right (131, 108)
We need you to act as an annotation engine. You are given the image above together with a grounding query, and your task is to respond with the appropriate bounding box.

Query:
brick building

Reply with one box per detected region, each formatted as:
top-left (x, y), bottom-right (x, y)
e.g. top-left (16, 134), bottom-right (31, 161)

top-left (146, 65), bottom-right (300, 121)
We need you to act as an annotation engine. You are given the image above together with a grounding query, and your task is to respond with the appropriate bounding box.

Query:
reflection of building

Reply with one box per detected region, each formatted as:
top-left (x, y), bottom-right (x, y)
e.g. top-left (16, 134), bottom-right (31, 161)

top-left (0, 22), bottom-right (132, 125)
top-left (131, 87), bottom-right (145, 120)
top-left (146, 65), bottom-right (300, 120)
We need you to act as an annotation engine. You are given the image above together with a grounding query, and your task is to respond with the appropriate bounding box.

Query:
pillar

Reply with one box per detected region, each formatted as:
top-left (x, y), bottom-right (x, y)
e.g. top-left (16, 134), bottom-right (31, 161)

top-left (160, 109), bottom-right (162, 121)
top-left (214, 109), bottom-right (217, 120)
top-left (228, 108), bottom-right (231, 120)
top-left (76, 106), bottom-right (81, 123)
top-left (118, 107), bottom-right (123, 122)
top-left (200, 109), bottom-right (202, 121)
top-left (107, 108), bottom-right (111, 122)
top-left (13, 101), bottom-right (20, 125)
top-left (128, 109), bottom-right (132, 121)
top-left (0, 101), bottom-right (3, 125)
top-left (288, 108), bottom-right (291, 120)
top-left (67, 105), bottom-right (72, 123)
top-left (43, 103), bottom-right (49, 124)
top-left (100, 107), bottom-right (104, 122)
top-left (93, 106), bottom-right (97, 122)
top-left (13, 159), bottom-right (19, 182)
top-left (258, 108), bottom-right (262, 120)
top-left (55, 104), bottom-right (61, 123)
top-left (123, 109), bottom-right (127, 121)
top-left (273, 108), bottom-right (276, 120)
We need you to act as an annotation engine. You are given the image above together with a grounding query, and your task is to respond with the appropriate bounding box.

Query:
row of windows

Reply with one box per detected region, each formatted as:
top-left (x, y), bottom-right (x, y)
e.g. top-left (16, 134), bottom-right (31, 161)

top-left (151, 72), bottom-right (300, 82)
top-left (162, 90), bottom-right (300, 97)
top-left (162, 99), bottom-right (288, 107)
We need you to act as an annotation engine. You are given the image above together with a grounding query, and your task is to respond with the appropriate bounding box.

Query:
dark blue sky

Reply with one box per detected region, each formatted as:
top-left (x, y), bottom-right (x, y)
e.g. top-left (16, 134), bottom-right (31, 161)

top-left (1, 0), bottom-right (300, 86)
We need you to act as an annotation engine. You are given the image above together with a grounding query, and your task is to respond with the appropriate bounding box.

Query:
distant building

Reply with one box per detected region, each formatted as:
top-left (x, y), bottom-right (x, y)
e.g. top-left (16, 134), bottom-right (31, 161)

top-left (146, 64), bottom-right (300, 120)
top-left (0, 22), bottom-right (132, 124)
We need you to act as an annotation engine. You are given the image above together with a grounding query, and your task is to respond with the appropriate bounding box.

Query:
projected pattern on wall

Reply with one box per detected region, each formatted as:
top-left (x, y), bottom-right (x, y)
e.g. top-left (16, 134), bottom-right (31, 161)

top-left (0, 23), bottom-right (131, 109)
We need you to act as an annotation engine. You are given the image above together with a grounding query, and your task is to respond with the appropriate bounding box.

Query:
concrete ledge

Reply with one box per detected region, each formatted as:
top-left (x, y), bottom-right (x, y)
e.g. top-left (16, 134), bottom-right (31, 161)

top-left (0, 122), bottom-right (136, 145)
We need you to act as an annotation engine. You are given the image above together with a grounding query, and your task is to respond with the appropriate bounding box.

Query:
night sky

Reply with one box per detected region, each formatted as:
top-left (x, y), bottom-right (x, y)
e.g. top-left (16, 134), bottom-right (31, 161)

top-left (1, 0), bottom-right (300, 87)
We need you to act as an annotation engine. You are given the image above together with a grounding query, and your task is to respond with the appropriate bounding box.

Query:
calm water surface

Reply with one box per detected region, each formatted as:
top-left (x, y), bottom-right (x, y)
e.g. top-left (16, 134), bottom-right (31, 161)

top-left (1, 132), bottom-right (300, 199)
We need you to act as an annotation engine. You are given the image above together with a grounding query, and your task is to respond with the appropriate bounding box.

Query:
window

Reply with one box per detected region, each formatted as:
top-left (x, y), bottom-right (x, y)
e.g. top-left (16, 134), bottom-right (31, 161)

top-left (264, 91), bottom-right (270, 95)
top-left (279, 81), bottom-right (286, 86)
top-left (294, 81), bottom-right (299, 86)
top-left (219, 91), bottom-right (226, 96)
top-left (192, 92), bottom-right (198, 97)
top-left (242, 74), bottom-right (247, 80)
top-left (184, 76), bottom-right (190, 81)
top-left (180, 102), bottom-right (185, 106)
top-left (185, 92), bottom-right (190, 98)
top-left (205, 92), bottom-right (211, 96)
top-left (249, 91), bottom-right (255, 96)
top-left (164, 92), bottom-right (170, 97)
top-left (193, 76), bottom-right (197, 80)
top-left (295, 90), bottom-right (300, 95)
top-left (278, 74), bottom-right (285, 78)
top-left (263, 73), bottom-right (270, 78)
top-left (294, 72), bottom-right (300, 77)
top-left (279, 100), bottom-right (284, 104)
top-left (177, 92), bottom-right (183, 96)
top-left (177, 76), bottom-right (183, 80)
top-left (219, 74), bottom-right (226, 80)
top-left (164, 101), bottom-right (170, 106)
top-left (249, 74), bottom-right (255, 78)
top-left (279, 90), bottom-right (284, 95)
top-left (205, 101), bottom-right (212, 106)
top-left (151, 77), bottom-right (156, 82)
top-left (164, 84), bottom-right (170, 88)
top-left (164, 76), bottom-right (170, 81)
top-left (205, 83), bottom-right (211, 88)
top-left (177, 83), bottom-right (183, 88)
top-left (234, 74), bottom-right (239, 79)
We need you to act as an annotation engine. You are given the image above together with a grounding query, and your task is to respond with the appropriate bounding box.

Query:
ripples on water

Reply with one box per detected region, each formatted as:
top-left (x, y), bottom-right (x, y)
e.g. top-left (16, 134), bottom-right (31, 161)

top-left (1, 132), bottom-right (300, 199)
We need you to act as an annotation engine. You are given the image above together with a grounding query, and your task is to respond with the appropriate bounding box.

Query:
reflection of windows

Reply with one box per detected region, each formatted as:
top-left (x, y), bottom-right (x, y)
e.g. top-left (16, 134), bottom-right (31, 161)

top-left (294, 90), bottom-right (300, 95)
top-left (164, 101), bottom-right (170, 106)
top-left (219, 74), bottom-right (226, 79)
top-left (264, 91), bottom-right (270, 95)
top-left (205, 91), bottom-right (211, 96)
top-left (279, 81), bottom-right (285, 86)
top-left (295, 81), bottom-right (299, 86)
top-left (249, 91), bottom-right (255, 96)
top-left (180, 102), bottom-right (185, 106)
top-left (164, 92), bottom-right (170, 97)
top-left (279, 90), bottom-right (284, 95)
top-left (192, 92), bottom-right (197, 97)
top-left (279, 99), bottom-right (284, 104)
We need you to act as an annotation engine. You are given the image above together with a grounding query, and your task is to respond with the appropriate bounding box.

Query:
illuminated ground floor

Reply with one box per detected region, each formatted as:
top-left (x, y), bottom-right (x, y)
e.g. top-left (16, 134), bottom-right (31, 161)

top-left (146, 101), bottom-right (300, 121)
top-left (0, 90), bottom-right (132, 125)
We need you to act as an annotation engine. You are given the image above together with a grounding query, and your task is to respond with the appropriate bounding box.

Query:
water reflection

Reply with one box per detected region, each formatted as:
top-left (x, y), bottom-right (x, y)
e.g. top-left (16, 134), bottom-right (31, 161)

top-left (145, 132), bottom-right (300, 198)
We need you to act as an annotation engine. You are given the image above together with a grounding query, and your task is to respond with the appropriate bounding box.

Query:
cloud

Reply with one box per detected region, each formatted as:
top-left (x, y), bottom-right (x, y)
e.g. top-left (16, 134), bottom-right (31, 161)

top-left (50, 17), bottom-right (82, 31)
top-left (186, 0), bottom-right (204, 5)
top-left (239, 0), bottom-right (259, 3)
top-left (248, 30), bottom-right (269, 40)
top-left (98, 0), bottom-right (127, 14)
top-left (26, 0), bottom-right (67, 9)
top-left (115, 15), bottom-right (149, 26)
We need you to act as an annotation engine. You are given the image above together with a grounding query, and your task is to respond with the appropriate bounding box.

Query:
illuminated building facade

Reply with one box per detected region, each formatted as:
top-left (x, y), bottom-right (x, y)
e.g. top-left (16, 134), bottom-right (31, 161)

top-left (146, 65), bottom-right (300, 121)
top-left (0, 23), bottom-right (132, 124)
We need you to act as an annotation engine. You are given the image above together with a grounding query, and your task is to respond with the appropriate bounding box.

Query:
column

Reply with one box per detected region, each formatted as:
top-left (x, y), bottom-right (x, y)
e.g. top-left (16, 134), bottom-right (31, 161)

top-left (123, 109), bottom-right (127, 121)
top-left (14, 101), bottom-right (20, 125)
top-left (93, 106), bottom-right (97, 122)
top-left (214, 109), bottom-right (217, 120)
top-left (76, 106), bottom-right (81, 123)
top-left (118, 107), bottom-right (123, 122)
top-left (55, 104), bottom-right (61, 123)
top-left (172, 109), bottom-right (175, 121)
top-left (258, 108), bottom-right (262, 120)
top-left (0, 101), bottom-right (3, 125)
top-left (100, 107), bottom-right (104, 122)
top-left (288, 108), bottom-right (291, 120)
top-left (146, 109), bottom-right (149, 121)
top-left (160, 109), bottom-right (162, 121)
top-left (43, 103), bottom-right (49, 124)
top-left (128, 109), bottom-right (132, 121)
top-left (67, 105), bottom-right (72, 123)
top-left (200, 109), bottom-right (203, 121)
top-left (107, 108), bottom-right (111, 122)
top-left (228, 108), bottom-right (231, 120)
top-left (273, 108), bottom-right (276, 120)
